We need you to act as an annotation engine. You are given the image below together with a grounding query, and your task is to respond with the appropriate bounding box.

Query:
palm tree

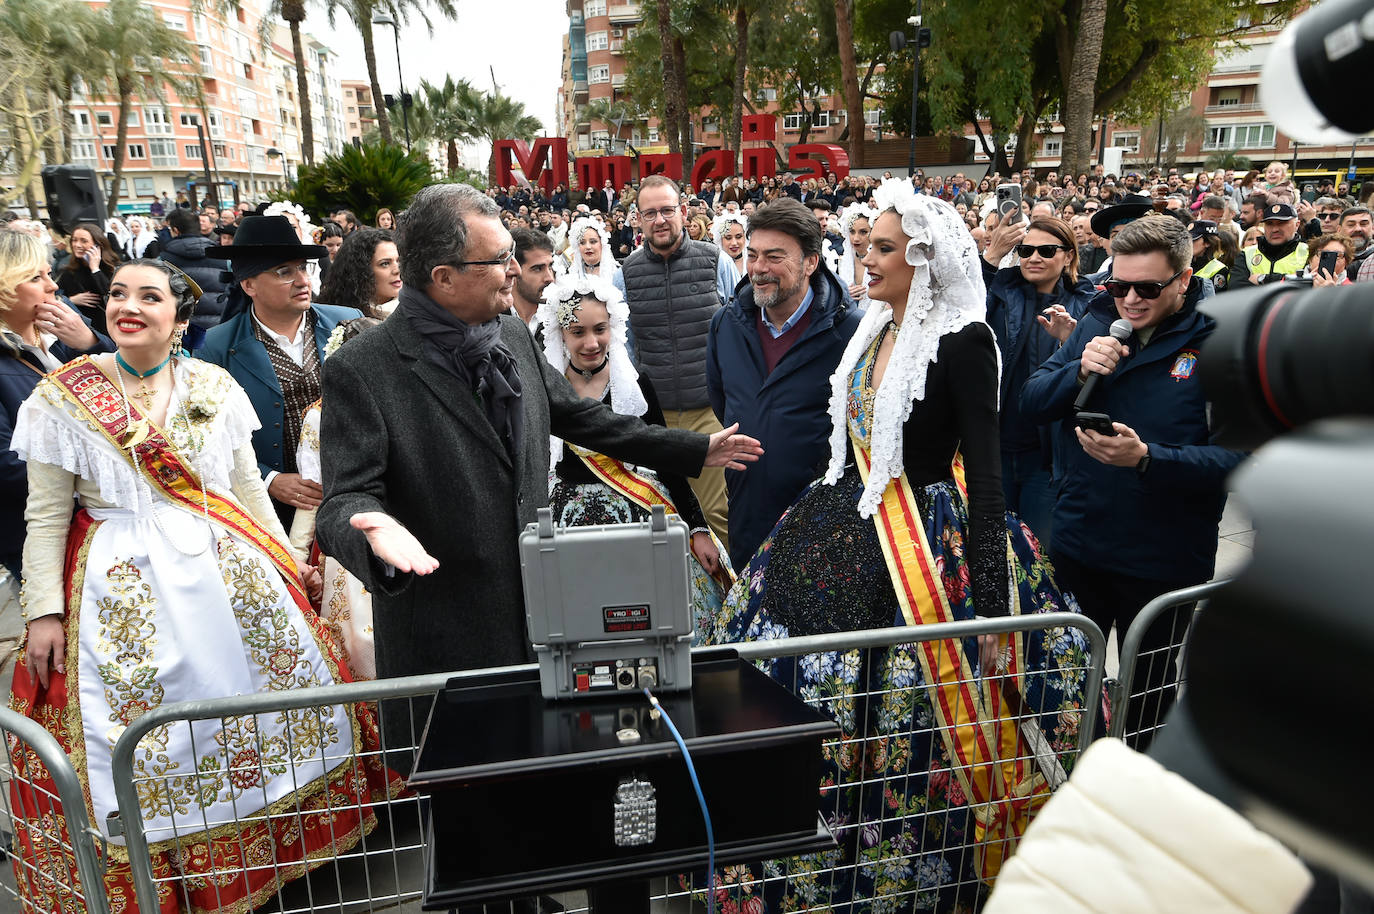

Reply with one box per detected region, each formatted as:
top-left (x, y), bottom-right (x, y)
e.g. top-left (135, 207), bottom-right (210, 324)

top-left (278, 0), bottom-right (316, 164)
top-left (463, 90), bottom-right (542, 186)
top-left (414, 76), bottom-right (477, 174)
top-left (0, 0), bottom-right (98, 163)
top-left (580, 98), bottom-right (640, 154)
top-left (86, 0), bottom-right (201, 215)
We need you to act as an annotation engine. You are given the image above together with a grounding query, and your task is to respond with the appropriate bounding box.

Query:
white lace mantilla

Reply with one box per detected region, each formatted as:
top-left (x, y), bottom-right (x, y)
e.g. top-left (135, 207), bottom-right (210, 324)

top-left (11, 358), bottom-right (260, 513)
top-left (567, 216), bottom-right (620, 281)
top-left (536, 273), bottom-right (646, 468)
top-left (823, 179), bottom-right (999, 518)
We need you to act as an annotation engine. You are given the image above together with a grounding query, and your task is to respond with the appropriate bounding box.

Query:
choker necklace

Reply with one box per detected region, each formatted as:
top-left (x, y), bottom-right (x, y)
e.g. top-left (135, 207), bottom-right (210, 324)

top-left (573, 356), bottom-right (609, 380)
top-left (116, 351), bottom-right (172, 411)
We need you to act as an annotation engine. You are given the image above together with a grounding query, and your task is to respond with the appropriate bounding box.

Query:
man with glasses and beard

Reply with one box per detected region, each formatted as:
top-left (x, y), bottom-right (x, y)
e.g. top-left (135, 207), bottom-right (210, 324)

top-left (614, 175), bottom-right (742, 547)
top-left (1021, 215), bottom-right (1244, 749)
top-left (705, 198), bottom-right (861, 571)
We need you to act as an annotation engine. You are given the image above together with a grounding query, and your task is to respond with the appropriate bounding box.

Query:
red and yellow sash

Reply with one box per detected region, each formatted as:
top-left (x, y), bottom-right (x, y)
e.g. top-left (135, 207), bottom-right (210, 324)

top-left (50, 357), bottom-right (309, 608)
top-left (852, 432), bottom-right (1050, 882)
top-left (570, 444), bottom-right (677, 515)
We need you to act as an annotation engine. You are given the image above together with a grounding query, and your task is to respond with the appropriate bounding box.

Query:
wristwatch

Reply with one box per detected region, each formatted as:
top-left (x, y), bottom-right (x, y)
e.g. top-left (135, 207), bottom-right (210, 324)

top-left (1136, 450), bottom-right (1152, 475)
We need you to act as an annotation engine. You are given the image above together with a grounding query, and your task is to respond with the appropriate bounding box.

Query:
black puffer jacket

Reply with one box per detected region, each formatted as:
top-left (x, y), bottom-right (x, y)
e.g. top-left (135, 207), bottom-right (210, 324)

top-left (159, 234), bottom-right (229, 328)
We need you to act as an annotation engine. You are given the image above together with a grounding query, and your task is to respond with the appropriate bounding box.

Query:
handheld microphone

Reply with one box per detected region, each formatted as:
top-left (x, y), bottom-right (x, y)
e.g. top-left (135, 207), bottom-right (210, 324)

top-left (1074, 318), bottom-right (1134, 412)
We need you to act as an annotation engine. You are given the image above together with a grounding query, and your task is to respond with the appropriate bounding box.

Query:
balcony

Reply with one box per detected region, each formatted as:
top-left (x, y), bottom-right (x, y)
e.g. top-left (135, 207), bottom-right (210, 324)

top-left (574, 79), bottom-right (589, 101)
top-left (611, 73), bottom-right (626, 89)
top-left (1203, 102), bottom-right (1264, 114)
top-left (609, 37), bottom-right (624, 54)
top-left (608, 4), bottom-right (640, 23)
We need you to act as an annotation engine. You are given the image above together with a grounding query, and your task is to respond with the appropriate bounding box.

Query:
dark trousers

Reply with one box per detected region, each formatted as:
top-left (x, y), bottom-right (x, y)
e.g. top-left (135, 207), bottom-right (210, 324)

top-left (1051, 550), bottom-right (1197, 752)
top-left (1001, 449), bottom-right (1055, 553)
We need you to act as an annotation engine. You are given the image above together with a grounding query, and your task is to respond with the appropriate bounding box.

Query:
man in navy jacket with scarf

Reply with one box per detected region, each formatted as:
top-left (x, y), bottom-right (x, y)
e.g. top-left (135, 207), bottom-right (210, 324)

top-left (1021, 215), bottom-right (1244, 749)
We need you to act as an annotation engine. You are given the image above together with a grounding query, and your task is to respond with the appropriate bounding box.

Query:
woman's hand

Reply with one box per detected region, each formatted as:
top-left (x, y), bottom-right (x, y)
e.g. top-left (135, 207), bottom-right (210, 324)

top-left (1312, 268), bottom-right (1340, 288)
top-left (68, 291), bottom-right (100, 308)
top-left (35, 300), bottom-right (98, 350)
top-left (979, 633), bottom-right (1003, 675)
top-left (1036, 304), bottom-right (1077, 343)
top-left (83, 247), bottom-right (101, 272)
top-left (984, 211), bottom-right (1027, 266)
top-left (24, 617), bottom-right (66, 689)
top-left (301, 563), bottom-right (323, 603)
top-left (847, 282), bottom-right (867, 300)
top-left (705, 422), bottom-right (764, 471)
top-left (690, 531), bottom-right (720, 574)
top-left (350, 511), bottom-right (439, 575)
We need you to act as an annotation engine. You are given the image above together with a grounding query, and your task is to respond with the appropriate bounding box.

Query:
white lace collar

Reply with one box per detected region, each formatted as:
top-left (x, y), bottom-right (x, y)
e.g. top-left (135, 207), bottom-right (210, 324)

top-left (535, 273), bottom-right (646, 468)
top-left (823, 179), bottom-right (996, 517)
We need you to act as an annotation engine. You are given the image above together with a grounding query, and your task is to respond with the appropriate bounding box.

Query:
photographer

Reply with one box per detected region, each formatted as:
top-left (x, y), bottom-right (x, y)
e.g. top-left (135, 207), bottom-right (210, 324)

top-left (1234, 203), bottom-right (1308, 285)
top-left (1020, 215), bottom-right (1245, 748)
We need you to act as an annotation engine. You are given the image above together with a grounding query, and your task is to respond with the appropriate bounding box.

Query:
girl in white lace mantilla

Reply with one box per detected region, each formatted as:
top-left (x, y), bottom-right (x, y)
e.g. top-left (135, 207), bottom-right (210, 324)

top-left (565, 216), bottom-right (622, 283)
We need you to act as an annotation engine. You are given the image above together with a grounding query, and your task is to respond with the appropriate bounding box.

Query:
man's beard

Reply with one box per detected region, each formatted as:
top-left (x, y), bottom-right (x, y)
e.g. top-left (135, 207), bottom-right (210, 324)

top-left (649, 226), bottom-right (682, 253)
top-left (1354, 234), bottom-right (1370, 252)
top-left (752, 274), bottom-right (803, 310)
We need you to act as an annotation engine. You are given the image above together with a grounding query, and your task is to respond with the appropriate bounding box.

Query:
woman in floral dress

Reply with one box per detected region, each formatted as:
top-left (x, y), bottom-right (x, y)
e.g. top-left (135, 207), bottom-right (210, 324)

top-left (11, 259), bottom-right (399, 913)
top-left (705, 180), bottom-right (1090, 913)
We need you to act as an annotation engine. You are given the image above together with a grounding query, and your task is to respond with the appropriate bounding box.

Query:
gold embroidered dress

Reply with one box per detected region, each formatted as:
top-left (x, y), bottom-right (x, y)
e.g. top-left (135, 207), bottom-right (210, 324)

top-left (8, 356), bottom-right (397, 913)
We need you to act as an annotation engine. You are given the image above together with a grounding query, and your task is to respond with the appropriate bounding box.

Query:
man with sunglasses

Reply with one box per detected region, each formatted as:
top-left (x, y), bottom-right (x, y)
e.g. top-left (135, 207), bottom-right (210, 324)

top-left (200, 215), bottom-right (362, 525)
top-left (1021, 215), bottom-right (1244, 749)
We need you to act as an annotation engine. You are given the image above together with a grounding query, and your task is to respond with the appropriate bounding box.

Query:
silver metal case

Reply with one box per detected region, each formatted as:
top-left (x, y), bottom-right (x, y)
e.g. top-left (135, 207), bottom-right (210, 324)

top-left (521, 505), bottom-right (694, 700)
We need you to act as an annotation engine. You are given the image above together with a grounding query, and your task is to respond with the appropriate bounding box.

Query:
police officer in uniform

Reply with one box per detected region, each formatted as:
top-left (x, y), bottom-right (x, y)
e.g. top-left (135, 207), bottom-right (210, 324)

top-left (1234, 202), bottom-right (1308, 286)
top-left (1189, 220), bottom-right (1230, 293)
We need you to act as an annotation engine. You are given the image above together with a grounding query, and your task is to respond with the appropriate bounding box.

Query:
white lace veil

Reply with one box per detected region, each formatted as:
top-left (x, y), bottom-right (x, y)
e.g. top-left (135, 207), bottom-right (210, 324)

top-left (822, 178), bottom-right (994, 517)
top-left (567, 216), bottom-right (620, 281)
top-left (835, 203), bottom-right (879, 288)
top-left (535, 272), bottom-right (646, 468)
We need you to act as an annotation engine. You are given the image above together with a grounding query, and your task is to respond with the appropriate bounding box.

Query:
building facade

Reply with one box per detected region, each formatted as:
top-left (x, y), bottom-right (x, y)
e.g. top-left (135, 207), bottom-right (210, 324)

top-left (342, 81), bottom-right (379, 145)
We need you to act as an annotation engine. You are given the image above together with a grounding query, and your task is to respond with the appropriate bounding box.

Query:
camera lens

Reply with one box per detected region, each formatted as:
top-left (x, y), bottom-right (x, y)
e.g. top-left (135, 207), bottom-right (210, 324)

top-left (1199, 283), bottom-right (1374, 450)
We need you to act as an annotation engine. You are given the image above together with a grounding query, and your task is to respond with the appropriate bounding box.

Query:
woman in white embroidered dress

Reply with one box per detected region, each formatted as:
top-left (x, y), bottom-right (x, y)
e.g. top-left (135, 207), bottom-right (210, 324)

top-left (11, 259), bottom-right (398, 914)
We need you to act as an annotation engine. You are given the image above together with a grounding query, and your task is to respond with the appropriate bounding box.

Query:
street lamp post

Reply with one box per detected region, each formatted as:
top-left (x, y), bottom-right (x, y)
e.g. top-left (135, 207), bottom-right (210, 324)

top-left (266, 147), bottom-right (290, 189)
top-left (889, 7), bottom-right (930, 179)
top-left (372, 12), bottom-right (412, 152)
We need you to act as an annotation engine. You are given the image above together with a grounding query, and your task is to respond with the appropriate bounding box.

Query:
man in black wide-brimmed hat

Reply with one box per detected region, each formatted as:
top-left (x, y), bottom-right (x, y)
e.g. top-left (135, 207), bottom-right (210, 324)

top-left (198, 215), bottom-right (362, 524)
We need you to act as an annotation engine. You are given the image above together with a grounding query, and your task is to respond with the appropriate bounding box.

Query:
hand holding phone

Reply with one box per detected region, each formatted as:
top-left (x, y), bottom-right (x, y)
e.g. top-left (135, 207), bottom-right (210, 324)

top-left (1074, 411), bottom-right (1119, 436)
top-left (1318, 249), bottom-right (1339, 280)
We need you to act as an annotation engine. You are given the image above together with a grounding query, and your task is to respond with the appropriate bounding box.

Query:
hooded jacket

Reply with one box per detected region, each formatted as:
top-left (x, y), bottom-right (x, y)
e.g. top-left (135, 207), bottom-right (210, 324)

top-left (159, 233), bottom-right (230, 328)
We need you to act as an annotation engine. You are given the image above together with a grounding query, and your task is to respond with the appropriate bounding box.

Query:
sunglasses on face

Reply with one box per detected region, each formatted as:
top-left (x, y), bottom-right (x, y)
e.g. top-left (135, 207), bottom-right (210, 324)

top-left (1103, 269), bottom-right (1185, 300)
top-left (1015, 243), bottom-right (1070, 259)
top-left (1319, 212), bottom-right (1341, 220)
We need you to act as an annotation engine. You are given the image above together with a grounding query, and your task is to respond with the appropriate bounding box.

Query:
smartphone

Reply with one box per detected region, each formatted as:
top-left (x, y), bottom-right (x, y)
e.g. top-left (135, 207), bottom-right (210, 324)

top-left (1319, 249), bottom-right (1339, 278)
top-left (996, 184), bottom-right (1023, 223)
top-left (1074, 411), bottom-right (1118, 436)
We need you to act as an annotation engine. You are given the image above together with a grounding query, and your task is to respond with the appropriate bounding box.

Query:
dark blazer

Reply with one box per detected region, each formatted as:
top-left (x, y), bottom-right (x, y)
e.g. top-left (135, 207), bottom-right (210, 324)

top-left (314, 304), bottom-right (708, 686)
top-left (196, 303), bottom-right (361, 478)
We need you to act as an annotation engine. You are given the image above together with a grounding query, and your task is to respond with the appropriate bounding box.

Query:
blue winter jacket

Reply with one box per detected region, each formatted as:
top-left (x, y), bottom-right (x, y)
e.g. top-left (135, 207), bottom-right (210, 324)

top-left (1020, 279), bottom-right (1245, 582)
top-left (707, 265), bottom-right (862, 570)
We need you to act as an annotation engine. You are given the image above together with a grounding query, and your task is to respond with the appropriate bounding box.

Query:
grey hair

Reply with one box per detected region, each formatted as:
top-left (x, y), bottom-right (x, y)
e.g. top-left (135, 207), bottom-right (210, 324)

top-left (396, 183), bottom-right (499, 289)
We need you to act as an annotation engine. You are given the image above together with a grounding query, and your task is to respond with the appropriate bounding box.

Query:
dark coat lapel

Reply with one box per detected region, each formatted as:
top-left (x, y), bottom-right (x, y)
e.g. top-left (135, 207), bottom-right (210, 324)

top-left (386, 307), bottom-right (512, 466)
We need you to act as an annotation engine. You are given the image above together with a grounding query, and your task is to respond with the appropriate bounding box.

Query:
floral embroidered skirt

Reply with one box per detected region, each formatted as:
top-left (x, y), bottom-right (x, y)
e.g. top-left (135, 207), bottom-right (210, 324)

top-left (8, 508), bottom-right (403, 914)
top-left (550, 478), bottom-right (729, 641)
top-left (703, 468), bottom-right (1090, 913)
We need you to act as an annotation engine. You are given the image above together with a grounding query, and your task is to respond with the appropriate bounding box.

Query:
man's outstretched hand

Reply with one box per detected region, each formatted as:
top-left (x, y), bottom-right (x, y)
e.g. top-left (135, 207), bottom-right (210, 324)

top-left (350, 511), bottom-right (440, 575)
top-left (705, 423), bottom-right (764, 471)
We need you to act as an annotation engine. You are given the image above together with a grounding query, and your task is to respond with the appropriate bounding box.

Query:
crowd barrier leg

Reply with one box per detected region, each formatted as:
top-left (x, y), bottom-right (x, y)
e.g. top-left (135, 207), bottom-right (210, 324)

top-left (1107, 580), bottom-right (1231, 749)
top-left (0, 706), bottom-right (109, 914)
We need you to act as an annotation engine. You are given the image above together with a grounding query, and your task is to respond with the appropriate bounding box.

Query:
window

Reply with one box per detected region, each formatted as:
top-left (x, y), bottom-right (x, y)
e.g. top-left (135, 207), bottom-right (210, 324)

top-left (754, 87), bottom-right (777, 103)
top-left (586, 31), bottom-right (608, 51)
top-left (1042, 137), bottom-right (1062, 156)
top-left (208, 111), bottom-right (223, 137)
top-left (1205, 123), bottom-right (1275, 150)
top-left (71, 140), bottom-right (96, 162)
top-left (865, 108), bottom-right (883, 127)
top-left (73, 111), bottom-right (91, 134)
top-left (589, 65), bottom-right (610, 84)
top-left (811, 110), bottom-right (831, 127)
top-left (149, 139), bottom-right (177, 166)
top-left (238, 90), bottom-right (258, 116)
top-left (783, 113), bottom-right (805, 130)
top-left (133, 177), bottom-right (155, 196)
top-left (213, 143), bottom-right (228, 158)
top-left (126, 143), bottom-right (145, 159)
top-left (96, 111), bottom-right (113, 127)
top-left (584, 0), bottom-right (606, 16)
top-left (185, 144), bottom-right (203, 160)
top-left (648, 127), bottom-right (659, 143)
top-left (180, 113), bottom-right (201, 127)
top-left (198, 45), bottom-right (213, 72)
top-left (1215, 88), bottom-right (1243, 107)
top-left (145, 106), bottom-right (172, 135)
top-left (163, 13), bottom-right (186, 31)
top-left (702, 117), bottom-right (718, 134)
top-left (126, 110), bottom-right (139, 127)
top-left (102, 144), bottom-right (118, 159)
top-left (1112, 132), bottom-right (1140, 152)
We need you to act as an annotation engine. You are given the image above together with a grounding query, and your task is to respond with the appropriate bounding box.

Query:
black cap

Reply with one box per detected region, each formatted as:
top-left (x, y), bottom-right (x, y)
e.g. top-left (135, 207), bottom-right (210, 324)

top-left (1189, 220), bottom-right (1219, 240)
top-left (1262, 202), bottom-right (1298, 222)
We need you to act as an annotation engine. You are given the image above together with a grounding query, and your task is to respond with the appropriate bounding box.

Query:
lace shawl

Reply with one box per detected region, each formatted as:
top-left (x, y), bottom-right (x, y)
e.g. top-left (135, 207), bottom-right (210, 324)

top-left (11, 358), bottom-right (259, 512)
top-left (833, 203), bottom-right (879, 290)
top-left (535, 273), bottom-right (646, 468)
top-left (567, 217), bottom-right (621, 282)
top-left (823, 179), bottom-right (997, 517)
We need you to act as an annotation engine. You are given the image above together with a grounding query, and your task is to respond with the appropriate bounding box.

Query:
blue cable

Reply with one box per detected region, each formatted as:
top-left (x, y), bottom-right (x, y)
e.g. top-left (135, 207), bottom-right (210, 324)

top-left (643, 687), bottom-right (715, 914)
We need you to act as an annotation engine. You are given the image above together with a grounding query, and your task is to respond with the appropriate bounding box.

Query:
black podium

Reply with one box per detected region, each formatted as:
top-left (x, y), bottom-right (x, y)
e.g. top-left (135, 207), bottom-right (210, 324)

top-left (409, 652), bottom-right (838, 911)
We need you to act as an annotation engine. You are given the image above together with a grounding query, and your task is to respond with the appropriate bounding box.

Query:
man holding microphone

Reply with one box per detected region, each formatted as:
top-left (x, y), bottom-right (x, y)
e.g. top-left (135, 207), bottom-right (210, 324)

top-left (1020, 215), bottom-right (1244, 749)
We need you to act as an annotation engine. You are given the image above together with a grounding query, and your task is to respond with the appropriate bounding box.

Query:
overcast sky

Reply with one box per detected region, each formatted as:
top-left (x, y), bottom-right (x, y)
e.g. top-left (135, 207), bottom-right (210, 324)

top-left (309, 0), bottom-right (569, 163)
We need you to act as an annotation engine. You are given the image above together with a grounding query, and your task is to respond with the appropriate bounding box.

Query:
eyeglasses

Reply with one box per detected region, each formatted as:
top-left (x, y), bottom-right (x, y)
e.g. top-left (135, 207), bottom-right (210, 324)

top-left (264, 263), bottom-right (311, 283)
top-left (1319, 212), bottom-right (1342, 220)
top-left (454, 246), bottom-right (516, 267)
top-left (1103, 269), bottom-right (1185, 300)
top-left (641, 206), bottom-right (682, 223)
top-left (1014, 243), bottom-right (1070, 259)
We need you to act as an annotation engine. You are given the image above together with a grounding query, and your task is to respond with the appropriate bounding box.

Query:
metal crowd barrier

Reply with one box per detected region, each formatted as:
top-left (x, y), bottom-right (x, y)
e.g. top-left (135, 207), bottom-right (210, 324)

top-left (0, 706), bottom-right (109, 914)
top-left (1107, 580), bottom-right (1230, 748)
top-left (90, 612), bottom-right (1103, 914)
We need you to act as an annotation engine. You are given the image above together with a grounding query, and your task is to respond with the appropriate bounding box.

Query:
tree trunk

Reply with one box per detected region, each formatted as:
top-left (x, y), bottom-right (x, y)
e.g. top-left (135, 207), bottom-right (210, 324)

top-left (360, 21), bottom-right (393, 145)
top-left (108, 76), bottom-right (132, 216)
top-left (672, 36), bottom-right (692, 172)
top-left (289, 20), bottom-right (315, 165)
top-left (728, 4), bottom-right (749, 160)
top-left (833, 0), bottom-right (864, 168)
top-left (59, 87), bottom-right (72, 160)
top-left (447, 138), bottom-right (458, 173)
top-left (1059, 0), bottom-right (1107, 177)
top-left (972, 115), bottom-right (1011, 175)
top-left (1010, 111), bottom-right (1039, 173)
top-left (654, 0), bottom-right (680, 157)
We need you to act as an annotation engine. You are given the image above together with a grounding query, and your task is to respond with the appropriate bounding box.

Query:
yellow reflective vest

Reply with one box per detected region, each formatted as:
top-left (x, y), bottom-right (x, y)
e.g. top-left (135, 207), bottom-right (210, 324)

top-left (1241, 241), bottom-right (1308, 280)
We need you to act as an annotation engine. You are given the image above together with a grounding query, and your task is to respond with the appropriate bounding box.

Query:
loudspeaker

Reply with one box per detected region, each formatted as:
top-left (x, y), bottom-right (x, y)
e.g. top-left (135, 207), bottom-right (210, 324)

top-left (41, 164), bottom-right (106, 235)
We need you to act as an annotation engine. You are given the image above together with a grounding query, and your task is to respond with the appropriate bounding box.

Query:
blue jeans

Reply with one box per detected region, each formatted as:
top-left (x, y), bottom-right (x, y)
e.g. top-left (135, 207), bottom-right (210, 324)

top-left (1001, 449), bottom-right (1055, 553)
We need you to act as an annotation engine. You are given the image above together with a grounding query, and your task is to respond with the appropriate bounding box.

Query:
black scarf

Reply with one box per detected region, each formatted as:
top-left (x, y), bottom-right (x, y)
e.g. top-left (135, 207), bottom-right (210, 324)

top-left (401, 287), bottom-right (524, 459)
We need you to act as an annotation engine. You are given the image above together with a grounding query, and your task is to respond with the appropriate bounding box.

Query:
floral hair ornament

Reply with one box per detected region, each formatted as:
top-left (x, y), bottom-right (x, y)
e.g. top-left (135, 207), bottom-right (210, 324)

top-left (553, 288), bottom-right (587, 329)
top-left (822, 178), bottom-right (996, 518)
